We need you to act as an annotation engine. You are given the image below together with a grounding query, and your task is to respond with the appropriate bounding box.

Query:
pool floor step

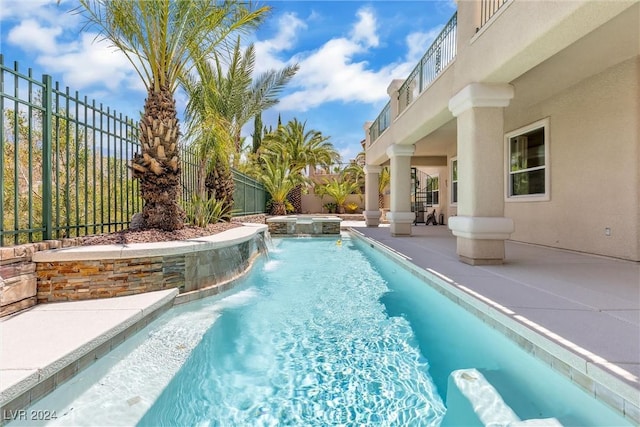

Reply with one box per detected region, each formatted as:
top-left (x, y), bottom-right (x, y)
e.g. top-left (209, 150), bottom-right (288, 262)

top-left (441, 369), bottom-right (562, 427)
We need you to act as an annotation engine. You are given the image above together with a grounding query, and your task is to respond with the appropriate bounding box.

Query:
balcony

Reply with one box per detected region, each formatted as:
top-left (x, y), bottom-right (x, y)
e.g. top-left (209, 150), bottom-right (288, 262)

top-left (479, 0), bottom-right (510, 31)
top-left (369, 12), bottom-right (457, 145)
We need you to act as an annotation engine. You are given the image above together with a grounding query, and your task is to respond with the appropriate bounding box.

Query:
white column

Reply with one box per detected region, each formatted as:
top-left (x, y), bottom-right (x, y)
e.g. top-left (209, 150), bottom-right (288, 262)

top-left (448, 83), bottom-right (515, 265)
top-left (363, 165), bottom-right (382, 227)
top-left (387, 79), bottom-right (404, 121)
top-left (386, 144), bottom-right (415, 236)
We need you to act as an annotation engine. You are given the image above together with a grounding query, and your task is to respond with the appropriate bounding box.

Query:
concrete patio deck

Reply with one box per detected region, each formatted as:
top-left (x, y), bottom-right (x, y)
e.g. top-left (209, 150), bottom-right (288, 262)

top-left (349, 223), bottom-right (639, 421)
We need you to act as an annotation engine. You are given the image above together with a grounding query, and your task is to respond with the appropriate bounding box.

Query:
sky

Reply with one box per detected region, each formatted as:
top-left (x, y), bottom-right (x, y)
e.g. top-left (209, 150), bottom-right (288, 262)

top-left (0, 0), bottom-right (456, 163)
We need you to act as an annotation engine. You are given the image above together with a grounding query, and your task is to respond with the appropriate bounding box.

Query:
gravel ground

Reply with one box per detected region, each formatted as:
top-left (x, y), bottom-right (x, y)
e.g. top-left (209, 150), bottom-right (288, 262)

top-left (79, 214), bottom-right (266, 246)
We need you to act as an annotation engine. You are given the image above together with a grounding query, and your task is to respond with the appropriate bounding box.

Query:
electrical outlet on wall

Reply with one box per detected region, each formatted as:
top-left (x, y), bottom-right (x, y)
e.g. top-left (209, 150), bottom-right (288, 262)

top-left (605, 227), bottom-right (611, 236)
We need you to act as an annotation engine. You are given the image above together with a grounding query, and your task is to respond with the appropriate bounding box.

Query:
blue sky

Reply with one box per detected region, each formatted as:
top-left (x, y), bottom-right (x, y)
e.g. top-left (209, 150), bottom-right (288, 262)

top-left (0, 0), bottom-right (455, 162)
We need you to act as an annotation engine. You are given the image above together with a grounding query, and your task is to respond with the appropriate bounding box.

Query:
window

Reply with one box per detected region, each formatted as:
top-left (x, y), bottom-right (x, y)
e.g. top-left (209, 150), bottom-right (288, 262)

top-left (505, 119), bottom-right (549, 201)
top-left (427, 175), bottom-right (439, 206)
top-left (450, 158), bottom-right (458, 205)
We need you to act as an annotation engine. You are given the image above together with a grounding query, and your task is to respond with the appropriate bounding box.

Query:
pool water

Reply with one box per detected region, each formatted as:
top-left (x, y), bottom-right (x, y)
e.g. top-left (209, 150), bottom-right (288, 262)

top-left (138, 236), bottom-right (446, 426)
top-left (16, 234), bottom-right (631, 426)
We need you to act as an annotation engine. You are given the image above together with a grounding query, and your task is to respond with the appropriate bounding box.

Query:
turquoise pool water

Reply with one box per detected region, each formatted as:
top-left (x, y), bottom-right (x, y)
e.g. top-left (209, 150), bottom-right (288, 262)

top-left (138, 236), bottom-right (446, 426)
top-left (15, 234), bottom-right (631, 426)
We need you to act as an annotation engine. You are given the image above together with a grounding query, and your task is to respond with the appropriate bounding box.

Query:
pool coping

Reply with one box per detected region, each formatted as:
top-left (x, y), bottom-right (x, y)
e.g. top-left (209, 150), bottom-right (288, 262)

top-left (0, 289), bottom-right (178, 420)
top-left (349, 229), bottom-right (640, 425)
top-left (32, 223), bottom-right (268, 262)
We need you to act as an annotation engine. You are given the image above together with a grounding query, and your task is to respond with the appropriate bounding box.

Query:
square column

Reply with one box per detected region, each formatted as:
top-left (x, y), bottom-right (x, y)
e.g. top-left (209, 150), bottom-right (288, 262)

top-left (363, 165), bottom-right (382, 227)
top-left (448, 83), bottom-right (515, 265)
top-left (387, 79), bottom-right (404, 120)
top-left (386, 144), bottom-right (415, 236)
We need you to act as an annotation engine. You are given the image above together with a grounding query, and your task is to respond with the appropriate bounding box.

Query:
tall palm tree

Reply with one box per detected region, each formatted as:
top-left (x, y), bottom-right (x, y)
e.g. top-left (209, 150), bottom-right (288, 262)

top-left (261, 118), bottom-right (340, 213)
top-left (75, 0), bottom-right (267, 230)
top-left (263, 118), bottom-right (339, 174)
top-left (218, 38), bottom-right (298, 163)
top-left (183, 37), bottom-right (298, 216)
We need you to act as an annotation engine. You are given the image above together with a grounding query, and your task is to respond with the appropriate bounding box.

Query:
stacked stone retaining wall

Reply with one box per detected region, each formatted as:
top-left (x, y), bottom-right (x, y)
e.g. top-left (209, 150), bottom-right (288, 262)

top-left (1, 222), bottom-right (265, 318)
top-left (0, 239), bottom-right (83, 317)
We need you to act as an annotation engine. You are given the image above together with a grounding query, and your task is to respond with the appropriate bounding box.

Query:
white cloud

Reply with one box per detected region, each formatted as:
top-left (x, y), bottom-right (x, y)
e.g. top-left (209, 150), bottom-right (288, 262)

top-left (254, 12), bottom-right (306, 73)
top-left (274, 7), bottom-right (410, 112)
top-left (0, 0), bottom-right (54, 22)
top-left (0, 0), bottom-right (80, 28)
top-left (7, 19), bottom-right (63, 53)
top-left (3, 0), bottom-right (142, 96)
top-left (350, 8), bottom-right (379, 48)
top-left (37, 33), bottom-right (140, 92)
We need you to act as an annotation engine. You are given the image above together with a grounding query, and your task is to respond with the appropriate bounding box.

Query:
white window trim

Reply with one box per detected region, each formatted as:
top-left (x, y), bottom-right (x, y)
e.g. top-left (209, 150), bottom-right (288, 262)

top-left (450, 157), bottom-right (458, 206)
top-left (504, 118), bottom-right (550, 202)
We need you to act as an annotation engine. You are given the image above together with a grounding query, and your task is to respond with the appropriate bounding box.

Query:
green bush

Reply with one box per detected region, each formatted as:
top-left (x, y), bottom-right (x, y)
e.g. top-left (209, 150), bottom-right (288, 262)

top-left (185, 194), bottom-right (232, 227)
top-left (344, 202), bottom-right (359, 214)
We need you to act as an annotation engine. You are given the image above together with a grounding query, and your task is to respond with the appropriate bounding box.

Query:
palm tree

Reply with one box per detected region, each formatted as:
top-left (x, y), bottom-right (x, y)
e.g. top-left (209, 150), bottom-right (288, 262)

top-left (261, 119), bottom-right (340, 213)
top-left (75, 0), bottom-right (267, 230)
top-left (316, 176), bottom-right (361, 214)
top-left (342, 160), bottom-right (365, 193)
top-left (183, 37), bottom-right (298, 216)
top-left (205, 37), bottom-right (298, 163)
top-left (258, 155), bottom-right (306, 215)
top-left (379, 166), bottom-right (390, 208)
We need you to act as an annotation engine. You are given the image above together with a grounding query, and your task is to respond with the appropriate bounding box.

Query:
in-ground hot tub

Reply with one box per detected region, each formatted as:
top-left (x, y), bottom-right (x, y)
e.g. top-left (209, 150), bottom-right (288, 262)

top-left (266, 215), bottom-right (342, 235)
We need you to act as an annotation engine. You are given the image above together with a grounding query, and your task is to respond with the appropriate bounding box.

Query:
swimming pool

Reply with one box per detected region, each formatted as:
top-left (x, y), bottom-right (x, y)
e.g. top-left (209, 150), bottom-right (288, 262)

top-left (14, 234), bottom-right (631, 426)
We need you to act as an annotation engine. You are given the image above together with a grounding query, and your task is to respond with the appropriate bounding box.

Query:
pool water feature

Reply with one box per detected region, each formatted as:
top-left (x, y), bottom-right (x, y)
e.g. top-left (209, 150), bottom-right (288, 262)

top-left (266, 215), bottom-right (341, 235)
top-left (15, 235), bottom-right (631, 426)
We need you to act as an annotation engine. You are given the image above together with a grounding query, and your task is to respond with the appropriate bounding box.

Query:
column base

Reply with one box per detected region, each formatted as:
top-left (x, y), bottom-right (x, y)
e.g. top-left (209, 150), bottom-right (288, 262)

top-left (457, 238), bottom-right (506, 265)
top-left (448, 216), bottom-right (514, 264)
top-left (363, 210), bottom-right (381, 227)
top-left (387, 211), bottom-right (415, 236)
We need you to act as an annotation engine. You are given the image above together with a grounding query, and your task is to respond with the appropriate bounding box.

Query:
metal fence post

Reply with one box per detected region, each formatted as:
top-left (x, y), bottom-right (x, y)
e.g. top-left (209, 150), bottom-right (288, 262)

top-left (42, 74), bottom-right (52, 240)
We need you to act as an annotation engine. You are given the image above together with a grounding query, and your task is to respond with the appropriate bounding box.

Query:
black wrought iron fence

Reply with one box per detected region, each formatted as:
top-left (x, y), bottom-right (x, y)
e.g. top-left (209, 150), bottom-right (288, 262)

top-left (0, 55), bottom-right (266, 247)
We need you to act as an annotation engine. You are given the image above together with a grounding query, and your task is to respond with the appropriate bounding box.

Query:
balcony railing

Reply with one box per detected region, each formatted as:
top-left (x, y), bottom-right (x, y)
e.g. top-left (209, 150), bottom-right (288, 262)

top-left (369, 101), bottom-right (390, 144)
top-left (398, 12), bottom-right (457, 115)
top-left (479, 0), bottom-right (509, 30)
top-left (369, 12), bottom-right (457, 145)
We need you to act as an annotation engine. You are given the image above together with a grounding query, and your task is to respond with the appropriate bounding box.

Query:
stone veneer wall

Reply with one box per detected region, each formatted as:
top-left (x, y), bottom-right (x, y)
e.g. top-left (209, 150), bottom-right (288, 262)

top-left (0, 239), bottom-right (84, 317)
top-left (0, 223), bottom-right (266, 317)
top-left (36, 240), bottom-right (255, 304)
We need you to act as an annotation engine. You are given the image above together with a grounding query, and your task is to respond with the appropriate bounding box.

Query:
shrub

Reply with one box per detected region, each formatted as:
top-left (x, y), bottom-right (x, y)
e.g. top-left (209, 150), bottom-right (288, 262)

top-left (344, 202), bottom-right (359, 214)
top-left (323, 202), bottom-right (338, 214)
top-left (185, 195), bottom-right (232, 227)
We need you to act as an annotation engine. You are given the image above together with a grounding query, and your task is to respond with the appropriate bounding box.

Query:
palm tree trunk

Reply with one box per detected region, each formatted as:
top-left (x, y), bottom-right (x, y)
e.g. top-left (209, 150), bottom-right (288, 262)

top-left (271, 201), bottom-right (287, 215)
top-left (131, 83), bottom-right (185, 230)
top-left (287, 184), bottom-right (303, 214)
top-left (206, 157), bottom-right (235, 215)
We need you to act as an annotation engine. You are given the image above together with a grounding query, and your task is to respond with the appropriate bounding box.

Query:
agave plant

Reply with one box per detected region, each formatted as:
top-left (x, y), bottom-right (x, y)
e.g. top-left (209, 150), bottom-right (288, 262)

top-left (184, 194), bottom-right (233, 228)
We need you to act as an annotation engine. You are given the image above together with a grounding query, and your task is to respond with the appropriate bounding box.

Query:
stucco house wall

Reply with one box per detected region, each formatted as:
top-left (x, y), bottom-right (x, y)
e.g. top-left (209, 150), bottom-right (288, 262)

top-left (504, 57), bottom-right (639, 260)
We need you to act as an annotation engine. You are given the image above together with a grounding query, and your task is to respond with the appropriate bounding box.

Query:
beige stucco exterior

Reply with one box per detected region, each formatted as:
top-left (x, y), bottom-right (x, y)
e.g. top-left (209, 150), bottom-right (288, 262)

top-left (364, 0), bottom-right (640, 262)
